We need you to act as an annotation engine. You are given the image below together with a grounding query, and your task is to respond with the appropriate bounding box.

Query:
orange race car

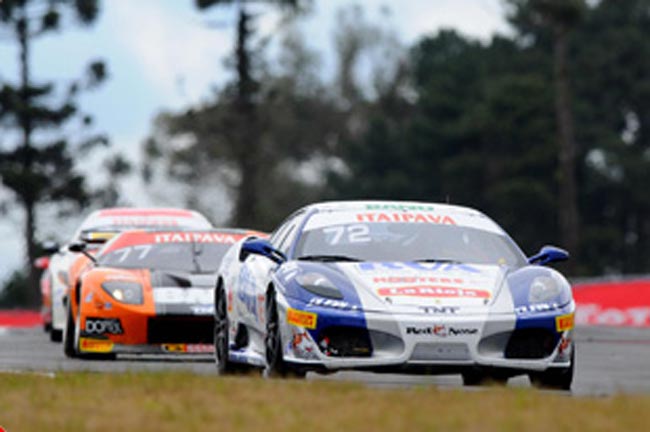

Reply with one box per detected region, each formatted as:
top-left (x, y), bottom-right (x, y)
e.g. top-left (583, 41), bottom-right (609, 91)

top-left (63, 228), bottom-right (265, 359)
top-left (48, 207), bottom-right (213, 342)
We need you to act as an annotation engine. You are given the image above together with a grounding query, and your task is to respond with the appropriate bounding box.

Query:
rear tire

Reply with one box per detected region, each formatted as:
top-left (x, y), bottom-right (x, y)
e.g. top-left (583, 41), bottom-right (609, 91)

top-left (214, 283), bottom-right (236, 374)
top-left (50, 328), bottom-right (63, 343)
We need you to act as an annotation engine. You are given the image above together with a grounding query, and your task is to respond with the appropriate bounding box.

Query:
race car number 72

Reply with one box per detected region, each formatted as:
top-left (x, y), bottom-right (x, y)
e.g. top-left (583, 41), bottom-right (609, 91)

top-left (323, 224), bottom-right (371, 244)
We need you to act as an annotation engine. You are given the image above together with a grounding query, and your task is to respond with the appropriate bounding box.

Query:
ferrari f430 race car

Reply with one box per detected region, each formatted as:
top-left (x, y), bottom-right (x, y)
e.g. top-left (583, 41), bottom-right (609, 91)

top-left (215, 201), bottom-right (575, 389)
top-left (64, 229), bottom-right (262, 358)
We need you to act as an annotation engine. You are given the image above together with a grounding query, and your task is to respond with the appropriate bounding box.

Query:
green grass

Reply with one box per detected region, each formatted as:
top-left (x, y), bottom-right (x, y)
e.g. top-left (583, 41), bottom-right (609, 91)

top-left (0, 371), bottom-right (647, 431)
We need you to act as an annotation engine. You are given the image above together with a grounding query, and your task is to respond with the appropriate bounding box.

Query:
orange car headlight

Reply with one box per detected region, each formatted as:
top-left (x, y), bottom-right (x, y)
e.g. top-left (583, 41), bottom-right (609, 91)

top-left (101, 281), bottom-right (143, 305)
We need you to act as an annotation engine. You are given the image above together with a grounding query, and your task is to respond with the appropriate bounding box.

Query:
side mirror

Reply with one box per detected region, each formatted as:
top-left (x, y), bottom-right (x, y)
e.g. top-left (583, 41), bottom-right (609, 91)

top-left (34, 256), bottom-right (50, 270)
top-left (528, 245), bottom-right (569, 266)
top-left (42, 241), bottom-right (60, 254)
top-left (68, 242), bottom-right (97, 264)
top-left (239, 238), bottom-right (286, 264)
top-left (68, 242), bottom-right (87, 253)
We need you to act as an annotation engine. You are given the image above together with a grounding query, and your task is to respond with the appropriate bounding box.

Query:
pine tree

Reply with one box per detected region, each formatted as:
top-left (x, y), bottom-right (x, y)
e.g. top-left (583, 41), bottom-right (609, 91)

top-left (0, 0), bottom-right (107, 306)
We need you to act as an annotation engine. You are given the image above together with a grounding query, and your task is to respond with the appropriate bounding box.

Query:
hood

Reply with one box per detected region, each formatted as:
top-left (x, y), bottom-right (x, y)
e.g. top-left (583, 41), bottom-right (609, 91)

top-left (149, 270), bottom-right (217, 315)
top-left (150, 270), bottom-right (216, 288)
top-left (277, 261), bottom-right (509, 315)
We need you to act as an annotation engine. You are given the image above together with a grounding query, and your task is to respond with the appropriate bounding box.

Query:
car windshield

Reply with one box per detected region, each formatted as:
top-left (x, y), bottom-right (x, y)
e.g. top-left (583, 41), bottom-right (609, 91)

top-left (294, 220), bottom-right (526, 267)
top-left (97, 242), bottom-right (230, 273)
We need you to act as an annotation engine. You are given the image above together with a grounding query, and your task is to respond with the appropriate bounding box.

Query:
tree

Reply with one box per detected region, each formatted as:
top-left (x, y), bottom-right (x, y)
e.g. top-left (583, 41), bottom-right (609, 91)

top-left (0, 0), bottom-right (107, 306)
top-left (507, 0), bottom-right (586, 270)
top-left (143, 24), bottom-right (342, 229)
top-left (189, 0), bottom-right (310, 227)
top-left (329, 28), bottom-right (559, 256)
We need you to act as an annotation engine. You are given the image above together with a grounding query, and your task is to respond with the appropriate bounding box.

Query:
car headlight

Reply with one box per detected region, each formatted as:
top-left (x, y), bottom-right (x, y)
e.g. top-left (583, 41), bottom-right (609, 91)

top-left (296, 273), bottom-right (343, 300)
top-left (528, 276), bottom-right (561, 304)
top-left (101, 281), bottom-right (144, 304)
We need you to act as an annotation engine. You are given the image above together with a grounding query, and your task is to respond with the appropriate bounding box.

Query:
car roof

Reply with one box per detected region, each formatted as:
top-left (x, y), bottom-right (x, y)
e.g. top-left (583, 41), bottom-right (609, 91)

top-left (303, 200), bottom-right (485, 217)
top-left (76, 207), bottom-right (213, 234)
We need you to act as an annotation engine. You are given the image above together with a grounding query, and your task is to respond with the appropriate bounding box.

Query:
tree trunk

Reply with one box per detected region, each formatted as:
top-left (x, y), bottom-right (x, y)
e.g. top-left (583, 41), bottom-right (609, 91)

top-left (22, 199), bottom-right (40, 307)
top-left (553, 24), bottom-right (580, 273)
top-left (18, 11), bottom-right (40, 306)
top-left (232, 6), bottom-right (260, 227)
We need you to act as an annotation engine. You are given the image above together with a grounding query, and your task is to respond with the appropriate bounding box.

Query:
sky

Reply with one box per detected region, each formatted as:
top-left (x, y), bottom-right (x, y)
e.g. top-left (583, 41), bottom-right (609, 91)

top-left (0, 0), bottom-right (510, 280)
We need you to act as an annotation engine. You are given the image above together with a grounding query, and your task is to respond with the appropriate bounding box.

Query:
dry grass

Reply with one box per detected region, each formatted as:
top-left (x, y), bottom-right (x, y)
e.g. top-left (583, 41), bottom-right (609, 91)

top-left (0, 372), bottom-right (647, 431)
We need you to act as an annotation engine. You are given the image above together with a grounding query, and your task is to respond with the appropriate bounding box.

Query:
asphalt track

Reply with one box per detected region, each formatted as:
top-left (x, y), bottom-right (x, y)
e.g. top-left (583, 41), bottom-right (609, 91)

top-left (1, 326), bottom-right (649, 396)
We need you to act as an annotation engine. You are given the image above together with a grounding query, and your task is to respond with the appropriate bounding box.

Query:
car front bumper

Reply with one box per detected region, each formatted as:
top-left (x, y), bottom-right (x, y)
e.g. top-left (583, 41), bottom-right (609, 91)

top-left (278, 299), bottom-right (575, 374)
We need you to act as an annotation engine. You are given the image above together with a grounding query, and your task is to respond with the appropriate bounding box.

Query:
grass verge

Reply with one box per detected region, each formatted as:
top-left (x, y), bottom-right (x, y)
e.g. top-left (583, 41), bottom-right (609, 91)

top-left (0, 371), bottom-right (647, 431)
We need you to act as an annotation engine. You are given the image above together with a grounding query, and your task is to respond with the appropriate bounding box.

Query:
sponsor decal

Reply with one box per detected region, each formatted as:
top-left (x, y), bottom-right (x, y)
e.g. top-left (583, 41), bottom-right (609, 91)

top-left (237, 266), bottom-right (259, 318)
top-left (378, 285), bottom-right (491, 299)
top-left (154, 232), bottom-right (239, 244)
top-left (308, 297), bottom-right (359, 311)
top-left (558, 336), bottom-right (572, 354)
top-left (287, 329), bottom-right (318, 359)
top-left (374, 276), bottom-right (464, 285)
top-left (419, 306), bottom-right (460, 314)
top-left (556, 313), bottom-right (575, 332)
top-left (355, 212), bottom-right (456, 225)
top-left (99, 209), bottom-right (194, 218)
top-left (406, 325), bottom-right (478, 337)
top-left (79, 337), bottom-right (114, 353)
top-left (163, 344), bottom-right (214, 354)
top-left (366, 203), bottom-right (438, 212)
top-left (358, 262), bottom-right (481, 274)
top-left (154, 288), bottom-right (212, 304)
top-left (190, 305), bottom-right (214, 315)
top-left (84, 318), bottom-right (123, 335)
top-left (286, 308), bottom-right (318, 329)
top-left (109, 218), bottom-right (180, 226)
top-left (515, 302), bottom-right (561, 315)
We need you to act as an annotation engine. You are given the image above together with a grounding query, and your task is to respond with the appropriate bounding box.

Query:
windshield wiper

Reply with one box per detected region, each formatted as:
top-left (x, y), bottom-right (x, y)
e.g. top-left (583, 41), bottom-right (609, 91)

top-left (413, 258), bottom-right (462, 264)
top-left (297, 254), bottom-right (362, 262)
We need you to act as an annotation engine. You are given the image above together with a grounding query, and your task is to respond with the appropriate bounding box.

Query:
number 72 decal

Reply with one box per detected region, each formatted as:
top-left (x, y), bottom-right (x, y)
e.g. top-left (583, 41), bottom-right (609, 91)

top-left (322, 224), bottom-right (371, 245)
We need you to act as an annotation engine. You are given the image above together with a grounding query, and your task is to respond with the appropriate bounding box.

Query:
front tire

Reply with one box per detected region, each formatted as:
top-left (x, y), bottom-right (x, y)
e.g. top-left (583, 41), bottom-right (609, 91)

top-left (63, 288), bottom-right (115, 360)
top-left (264, 290), bottom-right (305, 379)
top-left (62, 300), bottom-right (78, 358)
top-left (530, 348), bottom-right (574, 391)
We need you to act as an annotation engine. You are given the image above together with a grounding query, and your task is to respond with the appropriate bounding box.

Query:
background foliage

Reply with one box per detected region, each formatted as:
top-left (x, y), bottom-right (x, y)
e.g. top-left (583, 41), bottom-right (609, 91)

top-left (3, 0), bottom-right (650, 306)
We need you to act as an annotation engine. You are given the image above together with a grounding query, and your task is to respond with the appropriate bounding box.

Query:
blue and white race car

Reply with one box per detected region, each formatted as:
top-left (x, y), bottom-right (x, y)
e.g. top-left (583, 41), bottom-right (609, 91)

top-left (214, 201), bottom-right (575, 389)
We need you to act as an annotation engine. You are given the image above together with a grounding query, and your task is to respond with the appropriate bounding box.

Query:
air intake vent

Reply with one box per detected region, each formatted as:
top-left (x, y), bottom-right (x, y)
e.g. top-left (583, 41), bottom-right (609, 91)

top-left (147, 316), bottom-right (213, 344)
